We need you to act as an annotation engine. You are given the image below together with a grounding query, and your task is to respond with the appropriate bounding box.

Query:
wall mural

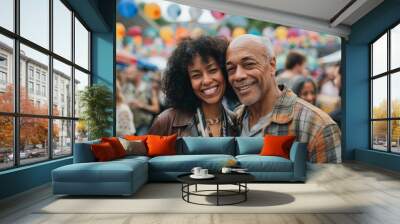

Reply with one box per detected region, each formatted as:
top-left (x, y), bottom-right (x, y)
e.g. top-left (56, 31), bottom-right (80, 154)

top-left (116, 0), bottom-right (342, 162)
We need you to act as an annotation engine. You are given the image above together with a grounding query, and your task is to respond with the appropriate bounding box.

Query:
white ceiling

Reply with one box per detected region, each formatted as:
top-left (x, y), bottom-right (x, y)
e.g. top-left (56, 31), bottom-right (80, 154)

top-left (170, 0), bottom-right (384, 38)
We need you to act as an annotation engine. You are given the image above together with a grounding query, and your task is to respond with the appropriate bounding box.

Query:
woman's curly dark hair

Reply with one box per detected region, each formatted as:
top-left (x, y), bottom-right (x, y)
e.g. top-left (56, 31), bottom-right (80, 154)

top-left (162, 36), bottom-right (236, 112)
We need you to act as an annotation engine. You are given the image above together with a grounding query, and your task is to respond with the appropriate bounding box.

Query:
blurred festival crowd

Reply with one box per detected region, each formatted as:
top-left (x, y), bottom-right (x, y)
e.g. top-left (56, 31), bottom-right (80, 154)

top-left (116, 0), bottom-right (342, 136)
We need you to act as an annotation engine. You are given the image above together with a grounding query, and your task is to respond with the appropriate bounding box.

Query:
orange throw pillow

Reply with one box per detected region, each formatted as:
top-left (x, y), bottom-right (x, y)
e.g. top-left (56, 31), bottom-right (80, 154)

top-left (260, 135), bottom-right (296, 159)
top-left (101, 137), bottom-right (126, 158)
top-left (91, 142), bottom-right (117, 161)
top-left (146, 134), bottom-right (177, 157)
top-left (124, 135), bottom-right (148, 142)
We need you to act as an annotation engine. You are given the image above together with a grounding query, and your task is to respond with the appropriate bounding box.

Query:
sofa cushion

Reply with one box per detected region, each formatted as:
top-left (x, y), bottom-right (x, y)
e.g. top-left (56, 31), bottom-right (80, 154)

top-left (52, 158), bottom-right (147, 183)
top-left (148, 154), bottom-right (235, 172)
top-left (180, 137), bottom-right (235, 155)
top-left (236, 155), bottom-right (293, 172)
top-left (236, 137), bottom-right (263, 155)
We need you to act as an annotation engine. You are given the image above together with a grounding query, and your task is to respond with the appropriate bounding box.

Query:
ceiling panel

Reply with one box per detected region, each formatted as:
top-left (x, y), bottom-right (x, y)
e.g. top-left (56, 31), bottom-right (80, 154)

top-left (224, 0), bottom-right (352, 21)
top-left (171, 0), bottom-right (384, 38)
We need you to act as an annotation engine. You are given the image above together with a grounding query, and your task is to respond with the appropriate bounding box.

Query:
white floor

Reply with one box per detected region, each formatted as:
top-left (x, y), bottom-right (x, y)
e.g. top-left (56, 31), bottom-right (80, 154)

top-left (1, 162), bottom-right (400, 224)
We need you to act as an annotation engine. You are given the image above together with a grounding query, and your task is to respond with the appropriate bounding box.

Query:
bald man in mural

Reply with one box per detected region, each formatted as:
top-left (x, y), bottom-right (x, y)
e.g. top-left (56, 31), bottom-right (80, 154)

top-left (226, 34), bottom-right (341, 163)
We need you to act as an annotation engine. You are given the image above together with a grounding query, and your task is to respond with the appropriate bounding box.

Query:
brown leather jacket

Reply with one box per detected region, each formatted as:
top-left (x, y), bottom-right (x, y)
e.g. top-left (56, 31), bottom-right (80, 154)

top-left (148, 107), bottom-right (238, 137)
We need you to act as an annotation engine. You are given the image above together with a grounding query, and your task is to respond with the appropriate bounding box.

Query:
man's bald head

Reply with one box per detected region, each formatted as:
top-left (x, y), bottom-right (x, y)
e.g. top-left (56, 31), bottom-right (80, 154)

top-left (228, 34), bottom-right (275, 60)
top-left (225, 34), bottom-right (278, 107)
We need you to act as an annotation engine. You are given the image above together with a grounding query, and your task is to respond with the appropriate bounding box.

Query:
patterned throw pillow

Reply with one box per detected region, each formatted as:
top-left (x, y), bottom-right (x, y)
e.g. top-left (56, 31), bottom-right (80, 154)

top-left (119, 138), bottom-right (147, 156)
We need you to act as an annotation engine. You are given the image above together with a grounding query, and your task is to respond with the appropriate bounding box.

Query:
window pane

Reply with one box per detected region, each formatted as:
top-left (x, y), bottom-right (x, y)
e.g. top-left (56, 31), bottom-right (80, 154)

top-left (372, 77), bottom-right (387, 119)
top-left (53, 0), bottom-right (72, 60)
top-left (0, 116), bottom-right (13, 170)
top-left (75, 120), bottom-right (88, 143)
top-left (372, 33), bottom-right (387, 76)
top-left (20, 0), bottom-right (49, 49)
top-left (53, 59), bottom-right (72, 117)
top-left (20, 117), bottom-right (49, 165)
top-left (391, 24), bottom-right (400, 70)
top-left (74, 18), bottom-right (89, 70)
top-left (74, 69), bottom-right (89, 118)
top-left (53, 119), bottom-right (72, 158)
top-left (0, 35), bottom-right (14, 112)
top-left (391, 120), bottom-right (400, 153)
top-left (372, 121), bottom-right (388, 151)
top-left (20, 44), bottom-right (49, 115)
top-left (391, 72), bottom-right (400, 118)
top-left (0, 0), bottom-right (14, 31)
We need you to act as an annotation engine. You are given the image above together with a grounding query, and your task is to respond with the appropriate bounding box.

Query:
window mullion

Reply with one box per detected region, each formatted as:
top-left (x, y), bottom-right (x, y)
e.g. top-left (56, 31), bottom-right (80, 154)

top-left (388, 29), bottom-right (391, 152)
top-left (48, 0), bottom-right (54, 160)
top-left (370, 45), bottom-right (373, 149)
top-left (13, 0), bottom-right (20, 167)
top-left (71, 10), bottom-right (76, 155)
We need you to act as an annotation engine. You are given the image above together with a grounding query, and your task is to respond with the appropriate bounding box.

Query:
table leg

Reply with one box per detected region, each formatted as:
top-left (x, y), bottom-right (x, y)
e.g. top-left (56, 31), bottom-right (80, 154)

top-left (187, 184), bottom-right (190, 202)
top-left (195, 184), bottom-right (197, 192)
top-left (245, 183), bottom-right (247, 201)
top-left (217, 184), bottom-right (219, 206)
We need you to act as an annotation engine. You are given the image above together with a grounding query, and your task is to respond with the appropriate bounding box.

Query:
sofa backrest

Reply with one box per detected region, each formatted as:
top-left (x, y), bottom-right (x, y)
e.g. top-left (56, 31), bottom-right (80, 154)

top-left (235, 137), bottom-right (264, 155)
top-left (73, 139), bottom-right (100, 163)
top-left (178, 137), bottom-right (236, 155)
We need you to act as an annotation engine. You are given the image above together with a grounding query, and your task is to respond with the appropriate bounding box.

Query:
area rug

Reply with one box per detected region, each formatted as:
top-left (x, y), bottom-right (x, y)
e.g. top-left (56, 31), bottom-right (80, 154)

top-left (37, 183), bottom-right (362, 214)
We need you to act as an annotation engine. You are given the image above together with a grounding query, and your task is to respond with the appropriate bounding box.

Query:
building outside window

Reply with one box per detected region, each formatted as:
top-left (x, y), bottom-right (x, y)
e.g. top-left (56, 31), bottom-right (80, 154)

top-left (41, 85), bottom-right (46, 97)
top-left (28, 81), bottom-right (34, 94)
top-left (0, 71), bottom-right (6, 85)
top-left (0, 54), bottom-right (7, 90)
top-left (28, 66), bottom-right (34, 80)
top-left (0, 0), bottom-right (91, 170)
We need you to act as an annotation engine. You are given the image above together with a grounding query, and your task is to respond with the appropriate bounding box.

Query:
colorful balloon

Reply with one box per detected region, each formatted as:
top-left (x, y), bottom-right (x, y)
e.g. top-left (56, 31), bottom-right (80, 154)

top-left (191, 27), bottom-right (204, 38)
top-left (176, 26), bottom-right (189, 40)
top-left (144, 27), bottom-right (158, 38)
top-left (167, 4), bottom-right (181, 20)
top-left (248, 27), bottom-right (261, 36)
top-left (127, 26), bottom-right (142, 37)
top-left (262, 27), bottom-right (274, 39)
top-left (133, 36), bottom-right (143, 46)
top-left (287, 28), bottom-right (299, 38)
top-left (228, 16), bottom-right (248, 27)
top-left (211, 11), bottom-right (225, 20)
top-left (275, 26), bottom-right (288, 41)
top-left (159, 26), bottom-right (173, 42)
top-left (308, 31), bottom-right (320, 41)
top-left (218, 26), bottom-right (231, 38)
top-left (116, 22), bottom-right (126, 40)
top-left (144, 3), bottom-right (161, 20)
top-left (117, 0), bottom-right (138, 19)
top-left (189, 7), bottom-right (202, 21)
top-left (143, 37), bottom-right (154, 45)
top-left (232, 27), bottom-right (246, 38)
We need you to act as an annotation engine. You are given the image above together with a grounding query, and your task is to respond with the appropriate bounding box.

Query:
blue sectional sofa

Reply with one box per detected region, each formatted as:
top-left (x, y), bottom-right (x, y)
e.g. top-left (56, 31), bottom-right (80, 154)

top-left (52, 137), bottom-right (307, 196)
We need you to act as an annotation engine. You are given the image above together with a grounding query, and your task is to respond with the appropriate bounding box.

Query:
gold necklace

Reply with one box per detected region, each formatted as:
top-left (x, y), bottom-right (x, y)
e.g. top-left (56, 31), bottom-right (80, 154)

top-left (205, 117), bottom-right (221, 125)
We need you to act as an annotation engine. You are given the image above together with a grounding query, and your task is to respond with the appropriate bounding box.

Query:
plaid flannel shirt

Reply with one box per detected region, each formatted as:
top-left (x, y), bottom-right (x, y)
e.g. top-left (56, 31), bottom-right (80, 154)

top-left (236, 86), bottom-right (342, 163)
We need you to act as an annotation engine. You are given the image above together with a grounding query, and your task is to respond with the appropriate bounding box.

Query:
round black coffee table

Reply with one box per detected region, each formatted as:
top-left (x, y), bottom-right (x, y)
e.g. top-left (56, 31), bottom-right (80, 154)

top-left (177, 173), bottom-right (255, 206)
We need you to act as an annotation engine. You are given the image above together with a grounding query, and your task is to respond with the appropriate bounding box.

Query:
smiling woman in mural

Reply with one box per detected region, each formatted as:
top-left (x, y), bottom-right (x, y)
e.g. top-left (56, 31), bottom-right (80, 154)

top-left (148, 36), bottom-right (238, 137)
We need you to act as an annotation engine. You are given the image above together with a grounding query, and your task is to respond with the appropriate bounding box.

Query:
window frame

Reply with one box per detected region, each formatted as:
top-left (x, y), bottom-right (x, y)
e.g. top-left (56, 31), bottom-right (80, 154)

top-left (0, 0), bottom-right (92, 171)
top-left (370, 20), bottom-right (400, 154)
